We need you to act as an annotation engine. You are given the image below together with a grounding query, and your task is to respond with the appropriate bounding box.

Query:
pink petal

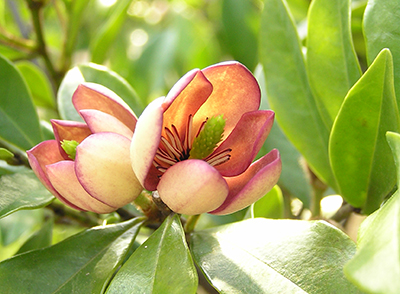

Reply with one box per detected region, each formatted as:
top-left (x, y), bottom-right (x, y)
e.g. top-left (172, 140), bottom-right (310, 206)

top-left (157, 159), bottom-right (229, 215)
top-left (213, 110), bottom-right (275, 177)
top-left (80, 109), bottom-right (133, 139)
top-left (72, 83), bottom-right (137, 131)
top-left (51, 119), bottom-right (92, 159)
top-left (46, 161), bottom-right (116, 213)
top-left (130, 97), bottom-right (164, 190)
top-left (211, 149), bottom-right (281, 215)
top-left (26, 141), bottom-right (84, 211)
top-left (75, 132), bottom-right (142, 208)
top-left (162, 69), bottom-right (213, 138)
top-left (194, 62), bottom-right (261, 137)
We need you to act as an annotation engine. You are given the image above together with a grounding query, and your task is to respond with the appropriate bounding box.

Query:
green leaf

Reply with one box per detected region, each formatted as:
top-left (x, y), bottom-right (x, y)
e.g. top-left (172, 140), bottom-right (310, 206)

top-left (363, 0), bottom-right (400, 106)
top-left (343, 132), bottom-right (400, 294)
top-left (57, 63), bottom-right (144, 122)
top-left (15, 61), bottom-right (55, 109)
top-left (191, 218), bottom-right (360, 294)
top-left (221, 0), bottom-right (259, 70)
top-left (90, 0), bottom-right (131, 64)
top-left (0, 53), bottom-right (42, 151)
top-left (16, 212), bottom-right (53, 254)
top-left (255, 65), bottom-right (311, 207)
top-left (0, 171), bottom-right (54, 219)
top-left (0, 148), bottom-right (13, 161)
top-left (0, 217), bottom-right (145, 294)
top-left (245, 185), bottom-right (284, 219)
top-left (307, 0), bottom-right (361, 128)
top-left (259, 0), bottom-right (336, 190)
top-left (0, 160), bottom-right (30, 176)
top-left (106, 214), bottom-right (197, 294)
top-left (329, 49), bottom-right (400, 213)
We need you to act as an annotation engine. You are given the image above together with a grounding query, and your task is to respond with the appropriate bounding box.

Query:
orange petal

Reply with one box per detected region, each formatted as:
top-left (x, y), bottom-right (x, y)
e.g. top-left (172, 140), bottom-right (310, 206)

top-left (211, 149), bottom-right (281, 215)
top-left (214, 110), bottom-right (274, 177)
top-left (194, 61), bottom-right (261, 137)
top-left (157, 159), bottom-right (229, 215)
top-left (72, 83), bottom-right (137, 131)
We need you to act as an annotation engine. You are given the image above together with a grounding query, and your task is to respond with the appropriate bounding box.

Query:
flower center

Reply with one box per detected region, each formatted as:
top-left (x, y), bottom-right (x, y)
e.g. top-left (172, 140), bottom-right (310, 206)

top-left (61, 140), bottom-right (79, 160)
top-left (153, 115), bottom-right (231, 173)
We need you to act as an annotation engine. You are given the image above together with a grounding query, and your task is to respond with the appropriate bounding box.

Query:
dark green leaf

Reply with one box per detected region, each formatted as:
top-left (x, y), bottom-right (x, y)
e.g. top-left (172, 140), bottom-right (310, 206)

top-left (0, 171), bottom-right (54, 219)
top-left (0, 53), bottom-right (42, 150)
top-left (307, 0), bottom-right (361, 128)
top-left (57, 63), bottom-right (144, 122)
top-left (106, 214), bottom-right (197, 294)
top-left (191, 218), bottom-right (360, 294)
top-left (329, 49), bottom-right (400, 213)
top-left (0, 217), bottom-right (145, 294)
top-left (259, 0), bottom-right (336, 190)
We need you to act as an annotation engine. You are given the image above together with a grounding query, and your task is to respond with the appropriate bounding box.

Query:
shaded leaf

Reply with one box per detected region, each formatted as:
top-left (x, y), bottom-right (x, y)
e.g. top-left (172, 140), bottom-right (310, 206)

top-left (0, 217), bottom-right (145, 294)
top-left (191, 218), bottom-right (359, 294)
top-left (106, 214), bottom-right (197, 294)
top-left (329, 49), bottom-right (400, 213)
top-left (0, 171), bottom-right (54, 219)
top-left (0, 53), bottom-right (42, 150)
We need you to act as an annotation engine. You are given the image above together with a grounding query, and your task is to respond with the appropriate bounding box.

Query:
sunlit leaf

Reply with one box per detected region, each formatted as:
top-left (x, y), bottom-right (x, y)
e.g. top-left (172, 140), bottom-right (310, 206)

top-left (329, 49), bottom-right (400, 213)
top-left (0, 53), bottom-right (42, 151)
top-left (0, 217), bottom-right (145, 294)
top-left (191, 218), bottom-right (360, 294)
top-left (106, 214), bottom-right (197, 294)
top-left (0, 171), bottom-right (54, 219)
top-left (245, 185), bottom-right (284, 219)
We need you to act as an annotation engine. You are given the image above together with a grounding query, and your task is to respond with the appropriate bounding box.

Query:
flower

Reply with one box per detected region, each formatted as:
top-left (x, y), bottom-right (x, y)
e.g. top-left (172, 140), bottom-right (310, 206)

top-left (27, 83), bottom-right (143, 213)
top-left (130, 61), bottom-right (281, 215)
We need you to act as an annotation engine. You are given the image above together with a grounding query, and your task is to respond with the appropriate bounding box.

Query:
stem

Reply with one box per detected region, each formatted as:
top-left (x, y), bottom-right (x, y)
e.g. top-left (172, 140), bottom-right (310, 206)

top-left (48, 201), bottom-right (100, 227)
top-left (310, 171), bottom-right (327, 217)
top-left (0, 27), bottom-right (36, 53)
top-left (184, 214), bottom-right (201, 233)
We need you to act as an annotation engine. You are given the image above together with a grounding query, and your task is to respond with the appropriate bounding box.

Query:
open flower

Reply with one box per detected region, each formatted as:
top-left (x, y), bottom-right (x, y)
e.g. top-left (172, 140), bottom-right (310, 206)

top-left (27, 83), bottom-right (143, 213)
top-left (130, 61), bottom-right (281, 215)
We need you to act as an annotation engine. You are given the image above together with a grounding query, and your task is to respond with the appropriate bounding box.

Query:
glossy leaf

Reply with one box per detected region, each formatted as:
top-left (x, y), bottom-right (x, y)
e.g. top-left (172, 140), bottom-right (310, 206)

top-left (0, 148), bottom-right (13, 161)
top-left (0, 53), bottom-right (42, 150)
top-left (244, 185), bottom-right (284, 219)
top-left (15, 61), bottom-right (55, 108)
top-left (259, 0), bottom-right (336, 190)
top-left (0, 171), bottom-right (54, 219)
top-left (0, 217), bottom-right (145, 294)
top-left (255, 65), bottom-right (311, 207)
top-left (364, 0), bottom-right (400, 105)
top-left (0, 160), bottom-right (30, 176)
top-left (57, 63), bottom-right (144, 122)
top-left (307, 0), bottom-right (361, 128)
top-left (106, 214), bottom-right (197, 294)
top-left (344, 131), bottom-right (400, 294)
top-left (329, 49), bottom-right (400, 213)
top-left (191, 218), bottom-right (360, 294)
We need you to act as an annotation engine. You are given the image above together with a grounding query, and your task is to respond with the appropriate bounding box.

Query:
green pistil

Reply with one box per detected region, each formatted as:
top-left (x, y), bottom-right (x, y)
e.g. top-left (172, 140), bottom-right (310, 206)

top-left (61, 140), bottom-right (79, 160)
top-left (189, 115), bottom-right (226, 160)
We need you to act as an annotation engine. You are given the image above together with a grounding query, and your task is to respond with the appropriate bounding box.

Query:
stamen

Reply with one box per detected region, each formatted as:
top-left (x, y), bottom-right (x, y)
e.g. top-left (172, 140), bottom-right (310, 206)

top-left (160, 137), bottom-right (182, 160)
top-left (206, 148), bottom-right (232, 167)
top-left (155, 152), bottom-right (177, 166)
top-left (184, 114), bottom-right (193, 151)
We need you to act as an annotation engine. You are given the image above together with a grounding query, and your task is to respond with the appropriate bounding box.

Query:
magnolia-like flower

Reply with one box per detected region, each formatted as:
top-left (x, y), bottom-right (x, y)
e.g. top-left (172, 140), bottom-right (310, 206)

top-left (131, 61), bottom-right (281, 215)
top-left (27, 83), bottom-right (143, 213)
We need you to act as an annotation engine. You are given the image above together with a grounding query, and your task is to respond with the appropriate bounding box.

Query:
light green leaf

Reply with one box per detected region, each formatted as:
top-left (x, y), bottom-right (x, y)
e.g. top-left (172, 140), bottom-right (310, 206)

top-left (343, 131), bottom-right (400, 294)
top-left (15, 61), bottom-right (55, 108)
top-left (57, 63), bottom-right (144, 122)
top-left (191, 218), bottom-right (360, 294)
top-left (0, 160), bottom-right (30, 176)
top-left (364, 0), bottom-right (400, 106)
top-left (0, 171), bottom-right (54, 219)
top-left (307, 0), bottom-right (361, 128)
top-left (0, 217), bottom-right (145, 294)
top-left (259, 0), bottom-right (336, 190)
top-left (106, 214), bottom-right (197, 294)
top-left (245, 185), bottom-right (284, 219)
top-left (0, 53), bottom-right (42, 151)
top-left (0, 148), bottom-right (13, 161)
top-left (329, 49), bottom-right (400, 213)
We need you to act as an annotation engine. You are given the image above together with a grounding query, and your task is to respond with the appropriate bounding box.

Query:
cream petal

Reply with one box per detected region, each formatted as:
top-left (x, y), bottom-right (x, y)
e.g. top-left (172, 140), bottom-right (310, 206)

top-left (75, 132), bottom-right (142, 207)
top-left (130, 97), bottom-right (164, 190)
top-left (211, 149), bottom-right (281, 215)
top-left (72, 83), bottom-right (137, 131)
top-left (194, 62), bottom-right (261, 137)
top-left (213, 110), bottom-right (275, 177)
top-left (46, 161), bottom-right (116, 213)
top-left (80, 109), bottom-right (133, 139)
top-left (157, 159), bottom-right (229, 215)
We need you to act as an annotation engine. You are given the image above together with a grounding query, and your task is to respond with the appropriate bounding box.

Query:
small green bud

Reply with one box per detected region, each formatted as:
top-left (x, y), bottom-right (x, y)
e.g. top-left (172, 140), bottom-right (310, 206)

top-left (61, 140), bottom-right (79, 160)
top-left (189, 115), bottom-right (226, 160)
